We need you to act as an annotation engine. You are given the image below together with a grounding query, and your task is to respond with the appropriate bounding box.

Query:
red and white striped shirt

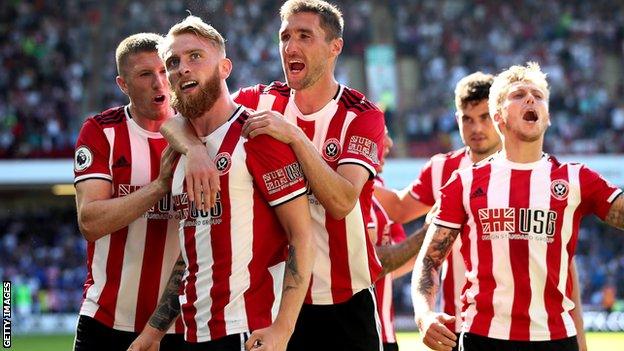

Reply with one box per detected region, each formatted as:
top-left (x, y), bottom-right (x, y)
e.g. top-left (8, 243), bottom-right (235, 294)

top-left (410, 147), bottom-right (472, 332)
top-left (369, 178), bottom-right (407, 344)
top-left (434, 152), bottom-right (622, 341)
top-left (171, 106), bottom-right (307, 343)
top-left (74, 106), bottom-right (182, 333)
top-left (235, 82), bottom-right (384, 305)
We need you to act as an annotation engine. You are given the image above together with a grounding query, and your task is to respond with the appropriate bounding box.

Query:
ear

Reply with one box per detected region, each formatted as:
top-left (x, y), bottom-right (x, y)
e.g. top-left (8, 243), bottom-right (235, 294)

top-left (116, 76), bottom-right (129, 96)
top-left (331, 37), bottom-right (343, 57)
top-left (220, 58), bottom-right (232, 80)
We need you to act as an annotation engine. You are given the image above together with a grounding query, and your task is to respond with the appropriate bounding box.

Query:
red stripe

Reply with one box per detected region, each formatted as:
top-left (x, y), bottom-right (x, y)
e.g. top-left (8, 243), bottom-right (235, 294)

top-left (244, 189), bottom-right (280, 331)
top-left (134, 138), bottom-right (169, 331)
top-left (182, 223), bottom-right (199, 342)
top-left (508, 169), bottom-right (532, 340)
top-left (82, 242), bottom-right (95, 300)
top-left (544, 165), bottom-right (569, 339)
top-left (207, 121), bottom-right (242, 338)
top-left (469, 164), bottom-right (495, 336)
top-left (94, 121), bottom-right (131, 327)
top-left (325, 218), bottom-right (352, 303)
top-left (296, 118), bottom-right (316, 141)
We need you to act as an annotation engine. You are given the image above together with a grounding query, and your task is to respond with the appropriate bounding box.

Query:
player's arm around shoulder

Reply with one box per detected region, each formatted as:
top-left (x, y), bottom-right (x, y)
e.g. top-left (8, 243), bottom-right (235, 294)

top-left (246, 194), bottom-right (315, 351)
top-left (75, 147), bottom-right (177, 242)
top-left (160, 115), bottom-right (220, 211)
top-left (412, 224), bottom-right (459, 351)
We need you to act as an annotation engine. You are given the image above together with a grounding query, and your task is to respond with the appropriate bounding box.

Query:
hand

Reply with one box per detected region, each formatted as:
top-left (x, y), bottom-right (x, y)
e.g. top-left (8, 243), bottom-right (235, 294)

top-left (241, 110), bottom-right (299, 144)
top-left (417, 312), bottom-right (457, 351)
top-left (156, 146), bottom-right (179, 192)
top-left (186, 144), bottom-right (220, 212)
top-left (126, 327), bottom-right (164, 351)
top-left (244, 325), bottom-right (291, 351)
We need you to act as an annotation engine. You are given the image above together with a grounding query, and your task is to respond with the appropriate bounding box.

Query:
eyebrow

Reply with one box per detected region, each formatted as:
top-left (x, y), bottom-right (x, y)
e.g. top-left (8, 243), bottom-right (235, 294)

top-left (281, 27), bottom-right (315, 36)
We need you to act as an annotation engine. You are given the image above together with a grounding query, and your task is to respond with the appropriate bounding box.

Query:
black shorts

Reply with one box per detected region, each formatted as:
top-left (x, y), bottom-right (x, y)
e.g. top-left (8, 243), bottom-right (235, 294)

top-left (73, 315), bottom-right (185, 351)
top-left (185, 332), bottom-right (249, 351)
top-left (287, 287), bottom-right (382, 351)
top-left (383, 342), bottom-right (399, 351)
top-left (459, 332), bottom-right (579, 351)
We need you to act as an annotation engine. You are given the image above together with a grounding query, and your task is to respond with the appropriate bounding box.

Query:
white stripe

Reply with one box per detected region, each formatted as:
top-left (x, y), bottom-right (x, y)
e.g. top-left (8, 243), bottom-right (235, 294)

top-left (560, 164), bottom-right (582, 337)
top-left (337, 158), bottom-right (377, 176)
top-left (339, 111), bottom-right (358, 150)
top-left (607, 189), bottom-right (622, 203)
top-left (431, 156), bottom-right (444, 202)
top-left (380, 274), bottom-right (395, 342)
top-left (528, 162), bottom-right (551, 339)
top-left (432, 218), bottom-right (462, 230)
top-left (309, 199), bottom-right (332, 304)
top-left (450, 239), bottom-right (465, 333)
top-left (486, 163), bottom-right (513, 338)
top-left (192, 218), bottom-right (215, 341)
top-left (268, 187), bottom-right (307, 207)
top-left (269, 262), bottom-right (286, 322)
top-left (79, 236), bottom-right (110, 318)
top-left (162, 208), bottom-right (182, 334)
top-left (346, 200), bottom-right (375, 293)
top-left (257, 94), bottom-right (277, 111)
top-left (225, 141), bottom-right (253, 334)
top-left (114, 128), bottom-right (151, 330)
top-left (74, 173), bottom-right (112, 183)
top-left (103, 127), bottom-right (115, 172)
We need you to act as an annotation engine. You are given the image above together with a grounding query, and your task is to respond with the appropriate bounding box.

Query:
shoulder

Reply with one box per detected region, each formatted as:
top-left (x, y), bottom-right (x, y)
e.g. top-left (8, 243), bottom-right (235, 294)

top-left (87, 106), bottom-right (126, 128)
top-left (261, 81), bottom-right (291, 97)
top-left (339, 86), bottom-right (382, 116)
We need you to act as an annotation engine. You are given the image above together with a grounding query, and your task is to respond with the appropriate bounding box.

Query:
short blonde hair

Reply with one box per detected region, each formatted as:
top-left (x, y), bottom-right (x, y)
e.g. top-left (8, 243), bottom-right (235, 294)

top-left (115, 33), bottom-right (163, 77)
top-left (159, 15), bottom-right (225, 59)
top-left (488, 62), bottom-right (549, 118)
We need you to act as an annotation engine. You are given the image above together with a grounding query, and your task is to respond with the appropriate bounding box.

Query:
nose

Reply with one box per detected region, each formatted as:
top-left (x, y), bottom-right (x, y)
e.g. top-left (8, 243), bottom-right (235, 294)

top-left (154, 72), bottom-right (168, 90)
top-left (283, 39), bottom-right (298, 56)
top-left (525, 93), bottom-right (535, 105)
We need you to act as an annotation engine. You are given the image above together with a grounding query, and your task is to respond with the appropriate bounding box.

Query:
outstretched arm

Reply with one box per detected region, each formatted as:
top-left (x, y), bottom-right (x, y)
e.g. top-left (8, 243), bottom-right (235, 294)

top-left (127, 255), bottom-right (186, 351)
top-left (375, 224), bottom-right (428, 279)
top-left (246, 196), bottom-right (315, 351)
top-left (160, 115), bottom-right (220, 211)
top-left (374, 185), bottom-right (431, 224)
top-left (412, 224), bottom-right (459, 351)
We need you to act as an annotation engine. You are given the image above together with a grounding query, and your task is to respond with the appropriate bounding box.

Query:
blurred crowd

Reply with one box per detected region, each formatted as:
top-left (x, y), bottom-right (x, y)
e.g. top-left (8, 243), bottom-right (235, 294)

top-left (1, 206), bottom-right (623, 317)
top-left (1, 1), bottom-right (623, 158)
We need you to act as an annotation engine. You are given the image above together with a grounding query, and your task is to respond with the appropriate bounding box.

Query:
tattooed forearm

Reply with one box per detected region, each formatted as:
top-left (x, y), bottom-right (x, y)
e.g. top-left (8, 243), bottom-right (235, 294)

top-left (606, 195), bottom-right (624, 230)
top-left (414, 226), bottom-right (459, 298)
top-left (284, 245), bottom-right (302, 293)
top-left (376, 224), bottom-right (428, 277)
top-left (148, 255), bottom-right (185, 331)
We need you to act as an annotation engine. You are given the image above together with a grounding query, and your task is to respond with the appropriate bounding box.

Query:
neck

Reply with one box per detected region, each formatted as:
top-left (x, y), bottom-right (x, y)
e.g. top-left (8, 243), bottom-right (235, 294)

top-left (128, 104), bottom-right (172, 132)
top-left (502, 137), bottom-right (544, 163)
top-left (189, 95), bottom-right (238, 138)
top-left (293, 75), bottom-right (338, 115)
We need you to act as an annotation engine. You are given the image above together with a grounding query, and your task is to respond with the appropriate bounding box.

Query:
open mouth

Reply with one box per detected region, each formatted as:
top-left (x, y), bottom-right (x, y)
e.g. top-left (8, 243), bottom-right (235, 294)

top-left (523, 110), bottom-right (538, 122)
top-left (153, 95), bottom-right (166, 103)
top-left (289, 61), bottom-right (305, 73)
top-left (180, 80), bottom-right (199, 92)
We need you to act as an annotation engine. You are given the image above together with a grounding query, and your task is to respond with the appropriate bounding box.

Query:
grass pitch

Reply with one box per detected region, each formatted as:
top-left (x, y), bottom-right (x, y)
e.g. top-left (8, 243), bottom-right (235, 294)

top-left (8, 331), bottom-right (624, 350)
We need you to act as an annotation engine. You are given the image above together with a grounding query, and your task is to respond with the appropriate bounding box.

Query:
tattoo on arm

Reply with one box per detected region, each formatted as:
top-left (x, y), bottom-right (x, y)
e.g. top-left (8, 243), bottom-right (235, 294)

top-left (605, 194), bottom-right (624, 230)
top-left (283, 245), bottom-right (301, 293)
top-left (148, 255), bottom-right (185, 331)
top-left (417, 227), bottom-right (459, 298)
top-left (376, 225), bottom-right (428, 277)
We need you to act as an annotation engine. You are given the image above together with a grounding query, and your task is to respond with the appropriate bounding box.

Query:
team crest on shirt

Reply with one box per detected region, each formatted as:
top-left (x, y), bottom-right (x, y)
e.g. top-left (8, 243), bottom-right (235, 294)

top-left (322, 138), bottom-right (342, 162)
top-left (74, 146), bottom-right (93, 172)
top-left (550, 179), bottom-right (569, 200)
top-left (214, 152), bottom-right (232, 175)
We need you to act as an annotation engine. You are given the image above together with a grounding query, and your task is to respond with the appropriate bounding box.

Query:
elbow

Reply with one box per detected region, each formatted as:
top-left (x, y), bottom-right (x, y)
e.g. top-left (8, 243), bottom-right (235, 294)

top-left (326, 197), bottom-right (357, 220)
top-left (78, 216), bottom-right (102, 242)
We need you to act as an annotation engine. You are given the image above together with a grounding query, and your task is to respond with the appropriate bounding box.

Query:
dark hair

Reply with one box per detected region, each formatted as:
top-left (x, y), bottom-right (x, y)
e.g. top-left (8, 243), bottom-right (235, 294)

top-left (280, 0), bottom-right (344, 40)
top-left (454, 71), bottom-right (494, 111)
